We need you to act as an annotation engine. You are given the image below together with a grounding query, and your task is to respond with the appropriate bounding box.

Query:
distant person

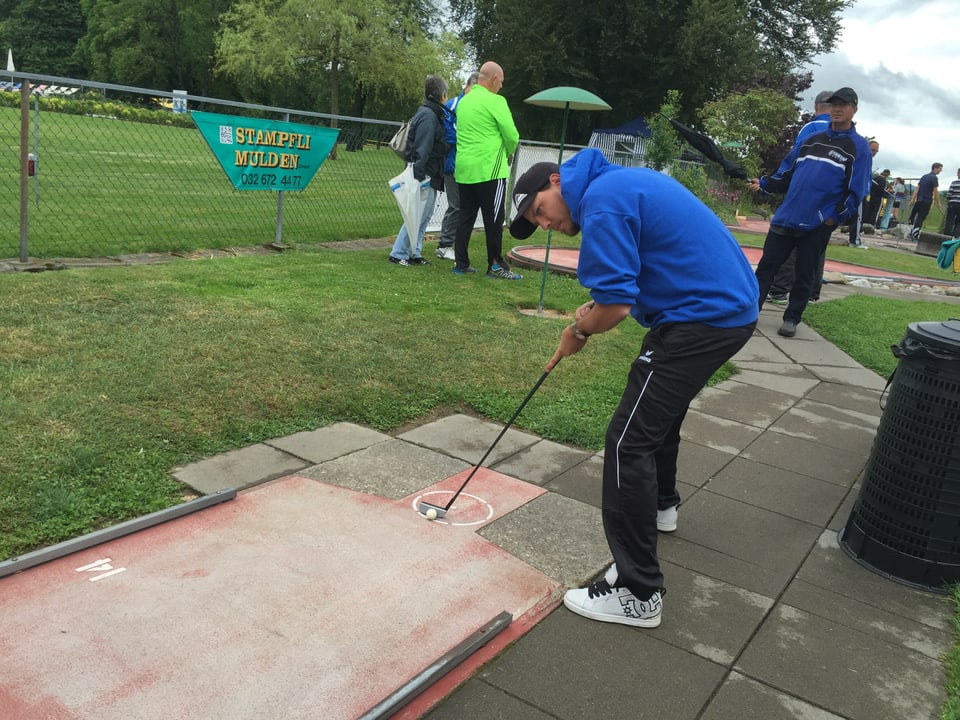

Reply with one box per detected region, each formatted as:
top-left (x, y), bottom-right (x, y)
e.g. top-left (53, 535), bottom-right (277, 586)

top-left (388, 75), bottom-right (449, 267)
top-left (908, 162), bottom-right (943, 240)
top-left (865, 169), bottom-right (890, 227)
top-left (893, 176), bottom-right (907, 223)
top-left (749, 87), bottom-right (871, 338)
top-left (847, 138), bottom-right (878, 247)
top-left (942, 168), bottom-right (960, 237)
top-left (767, 91), bottom-right (833, 305)
top-left (451, 61), bottom-right (522, 279)
top-left (509, 149), bottom-right (758, 629)
top-left (435, 71), bottom-right (479, 261)
top-left (878, 175), bottom-right (897, 229)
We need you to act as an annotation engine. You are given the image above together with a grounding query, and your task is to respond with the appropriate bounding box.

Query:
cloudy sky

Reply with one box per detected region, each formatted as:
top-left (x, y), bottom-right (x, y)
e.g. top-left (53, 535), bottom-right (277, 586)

top-left (801, 0), bottom-right (959, 180)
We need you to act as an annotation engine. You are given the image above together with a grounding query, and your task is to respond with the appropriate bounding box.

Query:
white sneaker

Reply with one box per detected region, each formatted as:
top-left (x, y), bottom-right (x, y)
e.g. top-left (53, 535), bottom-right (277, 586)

top-left (657, 505), bottom-right (678, 532)
top-left (434, 246), bottom-right (456, 260)
top-left (563, 565), bottom-right (663, 627)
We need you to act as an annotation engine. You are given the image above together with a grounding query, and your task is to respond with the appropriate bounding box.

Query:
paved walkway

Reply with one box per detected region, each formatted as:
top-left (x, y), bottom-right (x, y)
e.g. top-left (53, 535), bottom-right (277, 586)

top-left (166, 291), bottom-right (955, 719)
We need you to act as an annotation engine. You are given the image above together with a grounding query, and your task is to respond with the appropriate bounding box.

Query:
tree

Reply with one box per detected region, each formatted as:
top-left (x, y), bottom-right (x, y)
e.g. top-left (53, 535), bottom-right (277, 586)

top-left (215, 0), bottom-right (467, 117)
top-left (450, 0), bottom-right (851, 144)
top-left (644, 90), bottom-right (683, 172)
top-left (698, 89), bottom-right (798, 178)
top-left (75, 0), bottom-right (233, 96)
top-left (0, 0), bottom-right (86, 76)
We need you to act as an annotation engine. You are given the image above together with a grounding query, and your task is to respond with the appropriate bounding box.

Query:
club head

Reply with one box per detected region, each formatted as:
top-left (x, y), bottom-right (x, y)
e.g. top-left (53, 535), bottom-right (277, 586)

top-left (418, 501), bottom-right (447, 519)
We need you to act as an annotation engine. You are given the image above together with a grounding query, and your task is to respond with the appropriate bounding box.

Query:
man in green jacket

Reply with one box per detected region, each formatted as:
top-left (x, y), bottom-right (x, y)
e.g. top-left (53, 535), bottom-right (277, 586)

top-left (451, 61), bottom-right (522, 279)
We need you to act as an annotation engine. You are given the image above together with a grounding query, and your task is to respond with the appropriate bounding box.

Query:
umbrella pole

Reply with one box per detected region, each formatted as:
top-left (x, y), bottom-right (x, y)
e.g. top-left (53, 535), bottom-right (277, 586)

top-left (537, 103), bottom-right (570, 314)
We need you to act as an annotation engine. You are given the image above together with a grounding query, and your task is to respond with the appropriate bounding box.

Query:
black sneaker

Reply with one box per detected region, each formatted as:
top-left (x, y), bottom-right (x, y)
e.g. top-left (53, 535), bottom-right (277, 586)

top-left (778, 320), bottom-right (797, 337)
top-left (388, 256), bottom-right (410, 267)
top-left (767, 293), bottom-right (788, 306)
top-left (408, 257), bottom-right (432, 266)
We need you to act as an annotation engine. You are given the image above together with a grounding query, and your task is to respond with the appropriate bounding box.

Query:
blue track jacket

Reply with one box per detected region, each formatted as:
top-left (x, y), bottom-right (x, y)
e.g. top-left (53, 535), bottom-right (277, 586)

top-left (759, 123), bottom-right (872, 231)
top-left (563, 149), bottom-right (758, 329)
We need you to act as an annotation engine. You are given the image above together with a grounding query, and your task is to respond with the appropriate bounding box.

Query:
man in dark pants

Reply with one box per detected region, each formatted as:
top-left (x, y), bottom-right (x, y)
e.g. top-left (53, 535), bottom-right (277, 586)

top-left (750, 87), bottom-right (872, 337)
top-left (909, 163), bottom-right (943, 240)
top-left (509, 149), bottom-right (758, 628)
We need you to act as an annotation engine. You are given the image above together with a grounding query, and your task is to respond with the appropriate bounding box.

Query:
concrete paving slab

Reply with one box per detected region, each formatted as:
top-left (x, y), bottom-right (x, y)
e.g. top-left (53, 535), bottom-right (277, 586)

top-left (828, 488), bottom-right (858, 531)
top-left (660, 534), bottom-right (793, 598)
top-left (792, 397), bottom-right (881, 430)
top-left (708, 457), bottom-right (849, 526)
top-left (670, 491), bottom-right (822, 582)
top-left (398, 414), bottom-right (541, 465)
top-left (680, 410), bottom-right (763, 455)
top-left (734, 360), bottom-right (823, 379)
top-left (701, 671), bottom-right (845, 720)
top-left (297, 438), bottom-right (469, 499)
top-left (479, 493), bottom-right (608, 588)
top-left (772, 337), bottom-right (863, 368)
top-left (723, 368), bottom-right (821, 397)
top-left (690, 384), bottom-right (795, 428)
top-left (264, 421), bottom-right (390, 462)
top-left (0, 475), bottom-right (561, 720)
top-left (491, 439), bottom-right (592, 486)
top-left (782, 577), bottom-right (951, 661)
top-left (806, 365), bottom-right (890, 390)
top-left (805, 382), bottom-right (884, 416)
top-left (172, 443), bottom-right (308, 494)
top-left (769, 403), bottom-right (877, 454)
top-left (543, 453), bottom-right (604, 506)
top-left (740, 432), bottom-right (867, 487)
top-left (677, 440), bottom-right (740, 488)
top-left (424, 681), bottom-right (557, 720)
top-left (656, 563), bottom-right (773, 665)
top-left (797, 531), bottom-right (952, 636)
top-left (736, 603), bottom-right (944, 720)
top-left (732, 334), bottom-right (793, 364)
top-left (478, 609), bottom-right (728, 720)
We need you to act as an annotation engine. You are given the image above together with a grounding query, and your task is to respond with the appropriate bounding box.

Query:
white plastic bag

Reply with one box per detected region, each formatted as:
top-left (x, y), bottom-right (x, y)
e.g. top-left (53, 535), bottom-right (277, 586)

top-left (388, 164), bottom-right (431, 254)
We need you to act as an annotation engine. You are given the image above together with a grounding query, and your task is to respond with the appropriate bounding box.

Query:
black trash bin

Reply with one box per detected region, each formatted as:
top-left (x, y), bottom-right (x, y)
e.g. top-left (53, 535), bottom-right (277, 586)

top-left (839, 318), bottom-right (960, 593)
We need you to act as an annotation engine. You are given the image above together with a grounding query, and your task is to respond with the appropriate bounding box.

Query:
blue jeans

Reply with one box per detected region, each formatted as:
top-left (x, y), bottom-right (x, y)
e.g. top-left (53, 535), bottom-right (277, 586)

top-left (879, 197), bottom-right (895, 229)
top-left (390, 186), bottom-right (437, 260)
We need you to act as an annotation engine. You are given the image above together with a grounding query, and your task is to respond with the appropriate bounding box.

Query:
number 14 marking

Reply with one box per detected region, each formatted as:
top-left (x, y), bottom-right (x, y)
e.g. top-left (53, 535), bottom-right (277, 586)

top-left (75, 558), bottom-right (126, 582)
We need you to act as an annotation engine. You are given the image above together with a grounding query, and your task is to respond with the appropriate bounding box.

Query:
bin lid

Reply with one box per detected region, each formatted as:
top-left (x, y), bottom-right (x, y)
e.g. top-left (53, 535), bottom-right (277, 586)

top-left (905, 319), bottom-right (960, 352)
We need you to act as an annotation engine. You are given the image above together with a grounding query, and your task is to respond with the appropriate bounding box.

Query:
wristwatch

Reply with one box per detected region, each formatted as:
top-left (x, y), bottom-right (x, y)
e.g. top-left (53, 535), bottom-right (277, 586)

top-left (570, 321), bottom-right (591, 341)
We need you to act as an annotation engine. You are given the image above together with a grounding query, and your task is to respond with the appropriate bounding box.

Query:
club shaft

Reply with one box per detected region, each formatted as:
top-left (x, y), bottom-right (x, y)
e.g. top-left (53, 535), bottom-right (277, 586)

top-left (443, 369), bottom-right (551, 511)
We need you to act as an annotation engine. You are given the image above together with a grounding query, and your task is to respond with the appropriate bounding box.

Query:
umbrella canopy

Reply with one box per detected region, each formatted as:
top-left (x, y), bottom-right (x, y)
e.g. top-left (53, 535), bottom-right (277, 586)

top-left (6, 49), bottom-right (13, 73)
top-left (525, 86), bottom-right (612, 112)
top-left (662, 114), bottom-right (747, 180)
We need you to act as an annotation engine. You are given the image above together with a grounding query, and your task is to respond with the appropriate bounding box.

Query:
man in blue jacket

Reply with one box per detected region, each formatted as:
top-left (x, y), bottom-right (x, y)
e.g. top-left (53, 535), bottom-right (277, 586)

top-left (749, 87), bottom-right (872, 337)
top-left (509, 149), bottom-right (758, 628)
top-left (766, 90), bottom-right (834, 304)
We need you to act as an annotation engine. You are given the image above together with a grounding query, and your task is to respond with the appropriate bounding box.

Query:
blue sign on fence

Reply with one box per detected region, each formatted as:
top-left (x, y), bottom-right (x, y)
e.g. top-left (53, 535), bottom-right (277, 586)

top-left (191, 110), bottom-right (340, 192)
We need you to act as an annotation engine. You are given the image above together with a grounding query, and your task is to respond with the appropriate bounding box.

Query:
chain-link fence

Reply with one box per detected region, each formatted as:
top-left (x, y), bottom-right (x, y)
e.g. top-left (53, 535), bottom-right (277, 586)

top-left (2, 71), bottom-right (599, 261)
top-left (2, 71), bottom-right (414, 260)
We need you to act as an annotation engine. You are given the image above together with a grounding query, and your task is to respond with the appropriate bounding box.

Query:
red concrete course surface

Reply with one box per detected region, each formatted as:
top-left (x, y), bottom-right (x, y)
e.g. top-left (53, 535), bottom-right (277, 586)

top-left (0, 472), bottom-right (561, 720)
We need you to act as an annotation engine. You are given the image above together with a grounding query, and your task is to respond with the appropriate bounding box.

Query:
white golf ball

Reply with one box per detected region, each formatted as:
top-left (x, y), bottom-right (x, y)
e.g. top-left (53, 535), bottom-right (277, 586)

top-left (425, 508), bottom-right (438, 521)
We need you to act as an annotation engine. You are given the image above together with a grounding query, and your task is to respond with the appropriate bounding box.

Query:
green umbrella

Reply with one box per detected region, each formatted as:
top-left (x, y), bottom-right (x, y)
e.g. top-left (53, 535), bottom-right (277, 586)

top-left (524, 87), bottom-right (611, 313)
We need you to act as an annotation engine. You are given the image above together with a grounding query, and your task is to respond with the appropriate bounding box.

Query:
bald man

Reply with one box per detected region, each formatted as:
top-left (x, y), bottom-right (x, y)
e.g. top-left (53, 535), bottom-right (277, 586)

top-left (451, 61), bottom-right (522, 279)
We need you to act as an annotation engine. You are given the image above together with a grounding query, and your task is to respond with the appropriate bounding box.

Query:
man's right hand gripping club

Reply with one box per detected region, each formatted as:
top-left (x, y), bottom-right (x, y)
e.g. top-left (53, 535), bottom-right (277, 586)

top-left (546, 301), bottom-right (633, 372)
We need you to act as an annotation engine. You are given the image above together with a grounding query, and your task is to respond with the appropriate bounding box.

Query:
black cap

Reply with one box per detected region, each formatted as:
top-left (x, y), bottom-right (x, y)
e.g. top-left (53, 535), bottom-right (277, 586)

top-left (814, 90), bottom-right (833, 105)
top-left (509, 162), bottom-right (558, 240)
top-left (826, 87), bottom-right (858, 106)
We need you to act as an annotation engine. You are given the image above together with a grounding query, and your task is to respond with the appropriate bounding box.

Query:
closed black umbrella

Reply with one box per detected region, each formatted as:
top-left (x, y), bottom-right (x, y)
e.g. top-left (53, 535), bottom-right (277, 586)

top-left (661, 114), bottom-right (747, 180)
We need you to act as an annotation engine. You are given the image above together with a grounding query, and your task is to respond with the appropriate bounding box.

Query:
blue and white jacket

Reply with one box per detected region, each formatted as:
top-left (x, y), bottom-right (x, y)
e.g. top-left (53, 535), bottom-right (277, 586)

top-left (759, 123), bottom-right (872, 231)
top-left (562, 149), bottom-right (758, 329)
